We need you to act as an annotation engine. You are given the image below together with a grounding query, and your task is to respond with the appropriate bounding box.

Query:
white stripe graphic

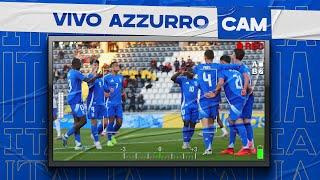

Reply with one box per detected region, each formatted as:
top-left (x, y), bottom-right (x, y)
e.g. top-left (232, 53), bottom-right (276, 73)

top-left (0, 2), bottom-right (217, 37)
top-left (272, 9), bottom-right (320, 40)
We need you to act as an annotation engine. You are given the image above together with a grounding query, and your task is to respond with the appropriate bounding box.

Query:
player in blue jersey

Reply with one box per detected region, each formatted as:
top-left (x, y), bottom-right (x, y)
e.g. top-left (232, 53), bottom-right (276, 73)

top-left (217, 55), bottom-right (251, 156)
top-left (231, 49), bottom-right (256, 154)
top-left (171, 67), bottom-right (199, 149)
top-left (103, 61), bottom-right (124, 147)
top-left (193, 50), bottom-right (240, 155)
top-left (62, 58), bottom-right (102, 150)
top-left (95, 64), bottom-right (112, 137)
top-left (86, 60), bottom-right (106, 150)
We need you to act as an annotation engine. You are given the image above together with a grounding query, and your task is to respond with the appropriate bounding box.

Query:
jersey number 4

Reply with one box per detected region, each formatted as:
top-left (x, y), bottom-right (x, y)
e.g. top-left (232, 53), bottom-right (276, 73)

top-left (203, 72), bottom-right (212, 87)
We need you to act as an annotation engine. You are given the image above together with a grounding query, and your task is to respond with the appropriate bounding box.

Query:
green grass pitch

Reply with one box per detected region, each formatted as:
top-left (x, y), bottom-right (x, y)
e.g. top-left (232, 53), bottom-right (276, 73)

top-left (53, 127), bottom-right (264, 161)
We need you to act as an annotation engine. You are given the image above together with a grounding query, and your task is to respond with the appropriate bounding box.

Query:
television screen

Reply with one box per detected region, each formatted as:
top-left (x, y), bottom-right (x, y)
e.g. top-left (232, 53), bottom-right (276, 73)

top-left (48, 36), bottom-right (269, 167)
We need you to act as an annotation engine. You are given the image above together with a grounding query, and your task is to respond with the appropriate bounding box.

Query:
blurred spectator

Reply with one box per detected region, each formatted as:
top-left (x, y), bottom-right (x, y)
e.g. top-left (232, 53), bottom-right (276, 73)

top-left (158, 63), bottom-right (164, 72)
top-left (53, 68), bottom-right (60, 81)
top-left (122, 92), bottom-right (126, 111)
top-left (174, 57), bottom-right (180, 72)
top-left (102, 64), bottom-right (110, 75)
top-left (137, 94), bottom-right (145, 112)
top-left (140, 68), bottom-right (147, 84)
top-left (181, 58), bottom-right (186, 69)
top-left (90, 55), bottom-right (98, 64)
top-left (121, 68), bottom-right (129, 77)
top-left (63, 65), bottom-right (70, 73)
top-left (128, 93), bottom-right (136, 112)
top-left (186, 56), bottom-right (195, 68)
top-left (123, 77), bottom-right (129, 88)
top-left (150, 58), bottom-right (157, 70)
top-left (129, 68), bottom-right (138, 80)
top-left (129, 85), bottom-right (136, 93)
top-left (58, 65), bottom-right (70, 79)
top-left (187, 56), bottom-right (192, 61)
top-left (146, 70), bottom-right (152, 81)
top-left (82, 56), bottom-right (90, 64)
top-left (54, 42), bottom-right (59, 49)
top-left (164, 62), bottom-right (172, 73)
top-left (58, 51), bottom-right (65, 59)
top-left (151, 71), bottom-right (157, 81)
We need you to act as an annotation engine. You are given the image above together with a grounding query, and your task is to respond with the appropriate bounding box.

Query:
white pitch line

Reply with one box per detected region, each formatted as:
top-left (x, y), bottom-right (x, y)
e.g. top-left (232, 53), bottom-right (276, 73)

top-left (53, 135), bottom-right (224, 151)
top-left (53, 132), bottom-right (264, 151)
top-left (55, 151), bottom-right (196, 154)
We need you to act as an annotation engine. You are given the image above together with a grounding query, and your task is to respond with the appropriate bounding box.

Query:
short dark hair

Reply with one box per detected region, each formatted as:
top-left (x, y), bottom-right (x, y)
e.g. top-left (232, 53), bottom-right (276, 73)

top-left (204, 50), bottom-right (214, 60)
top-left (220, 55), bottom-right (231, 64)
top-left (71, 58), bottom-right (81, 69)
top-left (110, 61), bottom-right (118, 67)
top-left (234, 49), bottom-right (245, 61)
top-left (90, 59), bottom-right (99, 65)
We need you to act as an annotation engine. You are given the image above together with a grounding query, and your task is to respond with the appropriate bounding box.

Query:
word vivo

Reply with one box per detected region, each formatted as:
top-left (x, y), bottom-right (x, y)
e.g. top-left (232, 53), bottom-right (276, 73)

top-left (53, 13), bottom-right (209, 29)
top-left (222, 17), bottom-right (267, 31)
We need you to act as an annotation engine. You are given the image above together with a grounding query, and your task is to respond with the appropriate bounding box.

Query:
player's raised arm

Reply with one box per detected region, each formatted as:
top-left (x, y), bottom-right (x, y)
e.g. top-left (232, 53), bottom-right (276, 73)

top-left (102, 75), bottom-right (111, 96)
top-left (171, 71), bottom-right (182, 83)
top-left (83, 73), bottom-right (103, 84)
top-left (218, 63), bottom-right (240, 71)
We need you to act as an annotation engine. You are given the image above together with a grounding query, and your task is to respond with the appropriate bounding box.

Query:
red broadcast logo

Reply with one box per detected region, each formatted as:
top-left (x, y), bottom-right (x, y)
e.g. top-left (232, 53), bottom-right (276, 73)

top-left (236, 41), bottom-right (264, 50)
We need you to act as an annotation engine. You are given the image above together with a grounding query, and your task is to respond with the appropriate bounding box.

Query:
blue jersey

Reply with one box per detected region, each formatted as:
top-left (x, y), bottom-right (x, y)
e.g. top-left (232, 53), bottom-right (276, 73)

top-left (193, 63), bottom-right (239, 102)
top-left (218, 69), bottom-right (246, 102)
top-left (175, 76), bottom-right (199, 107)
top-left (87, 73), bottom-right (105, 107)
top-left (103, 74), bottom-right (123, 105)
top-left (67, 69), bottom-right (86, 105)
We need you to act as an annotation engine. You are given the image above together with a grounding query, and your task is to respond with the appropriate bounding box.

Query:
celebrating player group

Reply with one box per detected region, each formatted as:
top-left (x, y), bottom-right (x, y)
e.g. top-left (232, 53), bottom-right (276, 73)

top-left (61, 58), bottom-right (124, 150)
top-left (171, 49), bottom-right (256, 156)
top-left (58, 48), bottom-right (256, 157)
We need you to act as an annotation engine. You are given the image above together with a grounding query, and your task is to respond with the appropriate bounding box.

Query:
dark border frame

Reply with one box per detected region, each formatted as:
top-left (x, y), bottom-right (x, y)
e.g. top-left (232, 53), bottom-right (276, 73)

top-left (48, 36), bottom-right (270, 167)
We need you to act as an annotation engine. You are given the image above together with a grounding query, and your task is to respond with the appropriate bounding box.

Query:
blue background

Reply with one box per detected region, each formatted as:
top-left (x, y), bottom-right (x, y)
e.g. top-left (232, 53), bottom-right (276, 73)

top-left (0, 0), bottom-right (320, 179)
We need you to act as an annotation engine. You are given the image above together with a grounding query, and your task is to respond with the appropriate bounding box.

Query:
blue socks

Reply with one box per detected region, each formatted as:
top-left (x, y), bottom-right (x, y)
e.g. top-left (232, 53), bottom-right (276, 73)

top-left (202, 125), bottom-right (215, 150)
top-left (91, 123), bottom-right (99, 142)
top-left (183, 127), bottom-right (188, 142)
top-left (228, 125), bottom-right (236, 148)
top-left (244, 123), bottom-right (254, 142)
top-left (188, 128), bottom-right (195, 142)
top-left (236, 124), bottom-right (248, 147)
top-left (183, 121), bottom-right (195, 143)
top-left (66, 127), bottom-right (75, 138)
top-left (113, 122), bottom-right (121, 135)
top-left (107, 122), bottom-right (114, 141)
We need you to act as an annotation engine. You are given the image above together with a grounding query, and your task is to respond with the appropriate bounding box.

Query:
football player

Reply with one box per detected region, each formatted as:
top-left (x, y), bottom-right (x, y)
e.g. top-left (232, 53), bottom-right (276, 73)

top-left (171, 67), bottom-right (199, 149)
top-left (103, 62), bottom-right (124, 147)
top-left (193, 50), bottom-right (239, 155)
top-left (87, 60), bottom-right (105, 150)
top-left (232, 49), bottom-right (256, 154)
top-left (62, 58), bottom-right (102, 150)
top-left (218, 55), bottom-right (250, 156)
